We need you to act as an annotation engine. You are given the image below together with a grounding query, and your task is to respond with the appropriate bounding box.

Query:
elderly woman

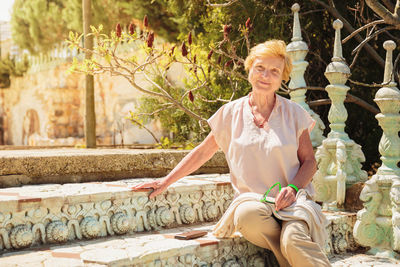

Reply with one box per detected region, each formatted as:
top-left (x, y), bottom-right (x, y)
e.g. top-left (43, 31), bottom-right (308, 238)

top-left (132, 40), bottom-right (331, 267)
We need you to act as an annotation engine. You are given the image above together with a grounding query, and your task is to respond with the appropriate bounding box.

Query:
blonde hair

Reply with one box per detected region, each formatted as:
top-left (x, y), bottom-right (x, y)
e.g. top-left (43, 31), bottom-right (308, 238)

top-left (244, 39), bottom-right (292, 82)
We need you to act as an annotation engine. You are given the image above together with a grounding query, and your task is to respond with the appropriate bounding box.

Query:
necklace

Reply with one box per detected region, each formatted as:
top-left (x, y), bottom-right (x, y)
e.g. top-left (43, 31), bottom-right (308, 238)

top-left (248, 93), bottom-right (274, 128)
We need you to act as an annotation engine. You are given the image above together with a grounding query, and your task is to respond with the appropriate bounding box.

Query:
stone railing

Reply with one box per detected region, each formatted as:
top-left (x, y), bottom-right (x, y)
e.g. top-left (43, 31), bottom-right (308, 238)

top-left (289, 3), bottom-right (400, 257)
top-left (21, 43), bottom-right (84, 74)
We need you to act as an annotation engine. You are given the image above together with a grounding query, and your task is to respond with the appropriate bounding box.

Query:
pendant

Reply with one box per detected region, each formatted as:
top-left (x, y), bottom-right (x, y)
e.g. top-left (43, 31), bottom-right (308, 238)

top-left (253, 118), bottom-right (263, 128)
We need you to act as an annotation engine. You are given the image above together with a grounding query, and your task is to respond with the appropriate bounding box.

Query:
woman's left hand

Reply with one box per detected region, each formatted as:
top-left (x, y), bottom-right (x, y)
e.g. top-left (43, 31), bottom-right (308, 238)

top-left (275, 186), bottom-right (297, 211)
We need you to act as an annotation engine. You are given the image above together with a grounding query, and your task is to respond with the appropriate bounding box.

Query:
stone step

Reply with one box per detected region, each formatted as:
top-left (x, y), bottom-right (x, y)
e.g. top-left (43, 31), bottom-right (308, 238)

top-left (0, 149), bottom-right (228, 187)
top-left (0, 174), bottom-right (233, 251)
top-left (0, 173), bottom-right (360, 257)
top-left (1, 221), bottom-right (396, 267)
top-left (0, 222), bottom-right (274, 266)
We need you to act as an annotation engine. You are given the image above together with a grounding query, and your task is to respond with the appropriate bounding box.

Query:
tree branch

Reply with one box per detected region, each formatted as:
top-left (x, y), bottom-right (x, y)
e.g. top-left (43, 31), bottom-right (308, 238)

top-left (351, 25), bottom-right (397, 55)
top-left (311, 0), bottom-right (385, 67)
top-left (307, 94), bottom-right (379, 114)
top-left (342, 19), bottom-right (385, 43)
top-left (366, 0), bottom-right (400, 26)
top-left (346, 94), bottom-right (379, 114)
top-left (382, 0), bottom-right (395, 12)
top-left (128, 115), bottom-right (160, 143)
top-left (395, 0), bottom-right (400, 16)
top-left (206, 0), bottom-right (238, 7)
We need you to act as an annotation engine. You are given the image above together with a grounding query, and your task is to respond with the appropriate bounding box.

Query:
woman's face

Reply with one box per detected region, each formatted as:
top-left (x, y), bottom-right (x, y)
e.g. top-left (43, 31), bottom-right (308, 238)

top-left (248, 56), bottom-right (285, 95)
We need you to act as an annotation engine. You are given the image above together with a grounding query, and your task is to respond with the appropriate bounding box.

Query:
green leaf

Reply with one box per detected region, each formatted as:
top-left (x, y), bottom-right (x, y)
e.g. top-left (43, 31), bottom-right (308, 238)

top-left (104, 54), bottom-right (112, 64)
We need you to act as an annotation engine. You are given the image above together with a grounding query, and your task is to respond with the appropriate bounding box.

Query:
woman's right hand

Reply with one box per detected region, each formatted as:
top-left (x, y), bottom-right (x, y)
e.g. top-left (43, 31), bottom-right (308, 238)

top-left (131, 178), bottom-right (169, 199)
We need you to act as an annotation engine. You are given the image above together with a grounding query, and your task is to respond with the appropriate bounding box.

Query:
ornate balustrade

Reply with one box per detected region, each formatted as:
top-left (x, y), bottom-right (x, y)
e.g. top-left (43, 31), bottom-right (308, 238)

top-left (353, 40), bottom-right (400, 257)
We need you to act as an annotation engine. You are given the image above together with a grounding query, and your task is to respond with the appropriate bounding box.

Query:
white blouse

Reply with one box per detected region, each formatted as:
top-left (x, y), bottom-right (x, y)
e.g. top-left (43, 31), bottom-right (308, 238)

top-left (207, 93), bottom-right (315, 198)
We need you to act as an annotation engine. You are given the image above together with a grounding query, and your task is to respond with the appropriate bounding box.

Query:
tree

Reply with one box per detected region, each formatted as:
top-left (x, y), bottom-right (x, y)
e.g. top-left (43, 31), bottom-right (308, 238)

top-left (10, 0), bottom-right (132, 54)
top-left (82, 0), bottom-right (96, 148)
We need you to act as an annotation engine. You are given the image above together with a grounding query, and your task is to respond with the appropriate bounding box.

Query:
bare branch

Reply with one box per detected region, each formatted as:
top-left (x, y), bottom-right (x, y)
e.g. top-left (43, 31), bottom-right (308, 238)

top-left (348, 78), bottom-right (392, 87)
top-left (396, 0), bottom-right (400, 16)
top-left (311, 0), bottom-right (385, 67)
top-left (346, 94), bottom-right (379, 114)
top-left (342, 19), bottom-right (385, 43)
top-left (206, 0), bottom-right (238, 7)
top-left (307, 94), bottom-right (379, 114)
top-left (351, 25), bottom-right (397, 55)
top-left (141, 72), bottom-right (205, 121)
top-left (272, 9), bottom-right (325, 17)
top-left (308, 99), bottom-right (332, 107)
top-left (382, 0), bottom-right (395, 11)
top-left (127, 116), bottom-right (160, 143)
top-left (180, 81), bottom-right (207, 103)
top-left (366, 0), bottom-right (400, 26)
top-left (349, 46), bottom-right (362, 69)
top-left (214, 48), bottom-right (245, 64)
top-left (138, 104), bottom-right (174, 117)
top-left (142, 72), bottom-right (174, 99)
top-left (197, 94), bottom-right (231, 103)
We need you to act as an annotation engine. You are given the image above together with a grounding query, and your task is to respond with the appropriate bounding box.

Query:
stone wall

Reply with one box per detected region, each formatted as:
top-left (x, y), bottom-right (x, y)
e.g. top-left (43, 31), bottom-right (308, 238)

top-left (0, 62), bottom-right (166, 146)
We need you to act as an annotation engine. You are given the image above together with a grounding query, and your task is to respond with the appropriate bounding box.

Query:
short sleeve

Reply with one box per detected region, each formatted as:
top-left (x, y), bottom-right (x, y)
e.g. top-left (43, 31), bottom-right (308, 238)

top-left (296, 106), bottom-right (316, 141)
top-left (207, 104), bottom-right (232, 153)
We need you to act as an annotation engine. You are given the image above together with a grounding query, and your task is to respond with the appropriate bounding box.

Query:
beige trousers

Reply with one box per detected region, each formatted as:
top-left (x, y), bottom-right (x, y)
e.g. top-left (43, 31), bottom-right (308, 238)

top-left (233, 201), bottom-right (331, 267)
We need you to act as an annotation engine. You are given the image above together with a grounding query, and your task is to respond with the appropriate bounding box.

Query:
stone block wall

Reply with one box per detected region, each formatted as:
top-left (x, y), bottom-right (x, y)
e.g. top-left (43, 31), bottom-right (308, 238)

top-left (0, 63), bottom-right (164, 146)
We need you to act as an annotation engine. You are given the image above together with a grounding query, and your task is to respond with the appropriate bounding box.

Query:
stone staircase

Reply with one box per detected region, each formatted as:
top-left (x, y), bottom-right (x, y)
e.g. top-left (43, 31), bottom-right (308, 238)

top-left (0, 149), bottom-right (398, 266)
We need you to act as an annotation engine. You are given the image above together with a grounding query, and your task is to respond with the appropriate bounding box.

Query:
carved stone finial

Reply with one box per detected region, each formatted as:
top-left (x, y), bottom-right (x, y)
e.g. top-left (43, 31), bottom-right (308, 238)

top-left (291, 3), bottom-right (300, 12)
top-left (332, 19), bottom-right (344, 62)
top-left (291, 3), bottom-right (302, 42)
top-left (383, 40), bottom-right (396, 84)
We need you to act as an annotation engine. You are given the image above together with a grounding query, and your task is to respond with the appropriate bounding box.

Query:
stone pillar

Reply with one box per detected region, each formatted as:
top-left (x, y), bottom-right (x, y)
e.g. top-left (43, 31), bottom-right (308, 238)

top-left (286, 3), bottom-right (325, 148)
top-left (354, 40), bottom-right (400, 257)
top-left (312, 19), bottom-right (367, 210)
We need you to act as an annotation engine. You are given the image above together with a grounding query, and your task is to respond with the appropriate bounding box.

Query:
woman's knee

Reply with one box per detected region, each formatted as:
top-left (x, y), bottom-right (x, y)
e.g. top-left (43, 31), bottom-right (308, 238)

top-left (280, 220), bottom-right (310, 254)
top-left (233, 201), bottom-right (273, 231)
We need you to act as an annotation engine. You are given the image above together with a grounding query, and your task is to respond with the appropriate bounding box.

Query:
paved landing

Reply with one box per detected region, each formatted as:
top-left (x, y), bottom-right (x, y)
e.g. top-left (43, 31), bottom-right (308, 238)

top-left (0, 223), bottom-right (267, 267)
top-left (330, 253), bottom-right (400, 266)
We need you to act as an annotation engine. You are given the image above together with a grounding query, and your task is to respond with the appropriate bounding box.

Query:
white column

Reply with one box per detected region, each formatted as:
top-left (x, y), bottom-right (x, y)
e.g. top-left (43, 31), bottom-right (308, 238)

top-left (312, 19), bottom-right (367, 210)
top-left (286, 3), bottom-right (325, 148)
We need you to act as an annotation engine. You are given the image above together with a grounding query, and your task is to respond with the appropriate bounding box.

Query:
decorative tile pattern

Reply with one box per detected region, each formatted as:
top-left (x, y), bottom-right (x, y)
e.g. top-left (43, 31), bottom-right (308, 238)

top-left (0, 174), bottom-right (232, 251)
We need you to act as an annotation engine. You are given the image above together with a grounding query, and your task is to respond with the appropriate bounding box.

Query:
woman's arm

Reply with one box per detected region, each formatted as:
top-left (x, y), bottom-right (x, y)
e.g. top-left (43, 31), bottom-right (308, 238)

top-left (291, 129), bottom-right (317, 189)
top-left (275, 129), bottom-right (317, 210)
top-left (131, 132), bottom-right (220, 198)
